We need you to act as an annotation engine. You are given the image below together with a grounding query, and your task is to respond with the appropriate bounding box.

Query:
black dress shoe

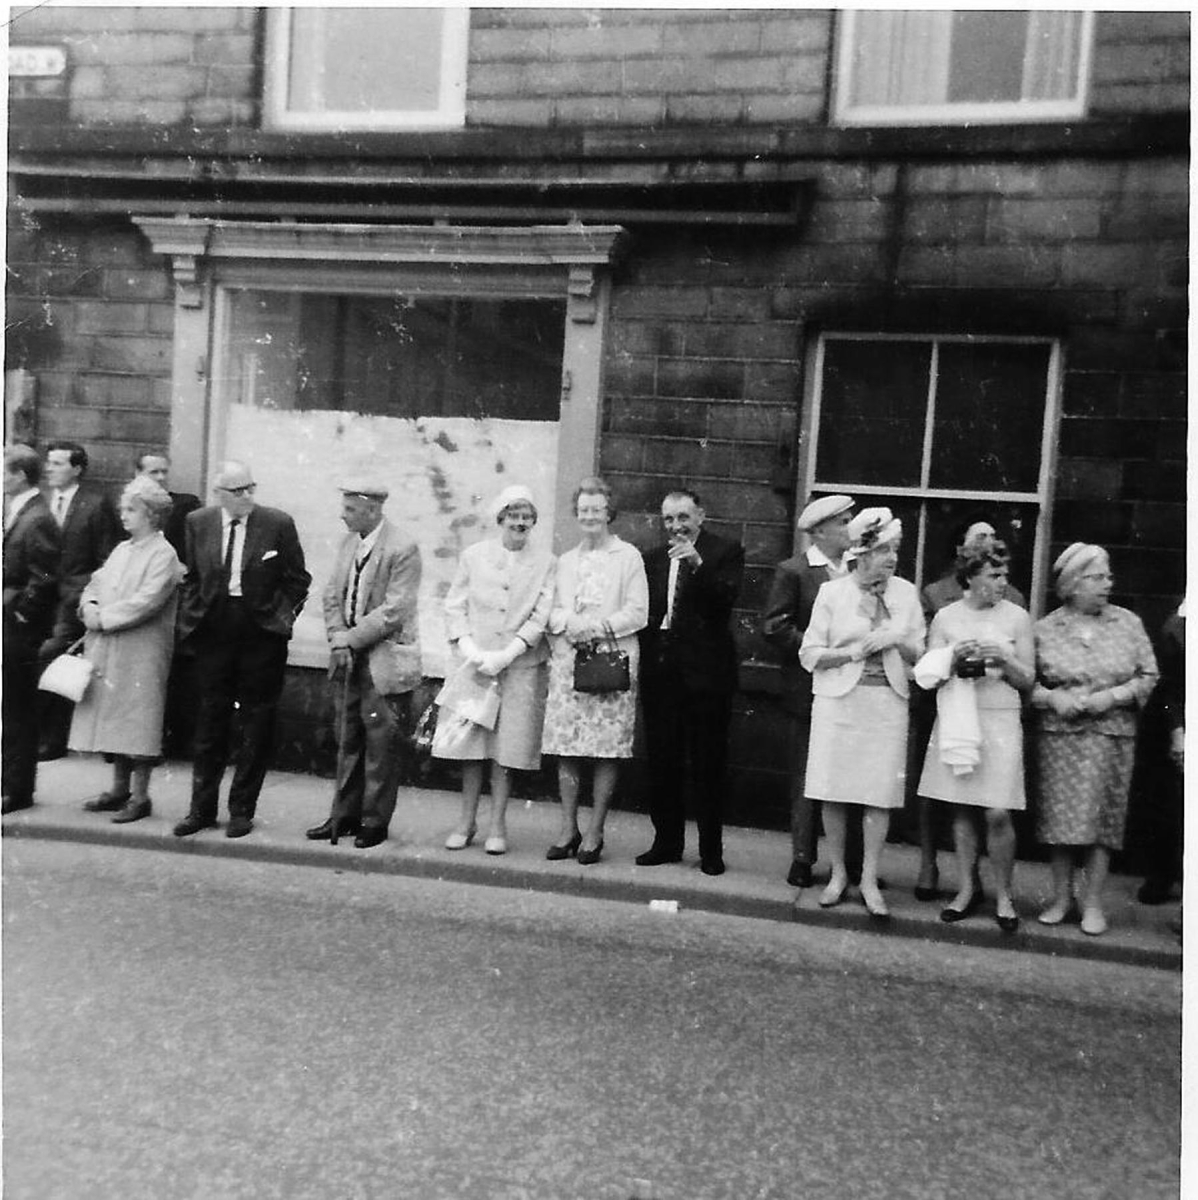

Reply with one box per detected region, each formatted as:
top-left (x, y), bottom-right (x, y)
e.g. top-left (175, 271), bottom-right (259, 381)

top-left (700, 858), bottom-right (726, 877)
top-left (354, 827), bottom-right (388, 849)
top-left (225, 817), bottom-right (253, 839)
top-left (576, 838), bottom-right (604, 866)
top-left (84, 790), bottom-right (131, 813)
top-left (940, 890), bottom-right (984, 923)
top-left (786, 860), bottom-right (813, 888)
top-left (173, 814), bottom-right (216, 837)
top-left (546, 832), bottom-right (582, 861)
top-left (995, 913), bottom-right (1020, 934)
top-left (1137, 879), bottom-right (1175, 906)
top-left (306, 817), bottom-right (360, 842)
top-left (635, 846), bottom-right (683, 867)
top-left (1, 795), bottom-right (34, 815)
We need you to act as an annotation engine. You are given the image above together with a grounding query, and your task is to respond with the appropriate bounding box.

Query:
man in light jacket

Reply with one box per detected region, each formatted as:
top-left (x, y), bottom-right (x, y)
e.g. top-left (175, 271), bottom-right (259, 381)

top-left (307, 480), bottom-right (421, 849)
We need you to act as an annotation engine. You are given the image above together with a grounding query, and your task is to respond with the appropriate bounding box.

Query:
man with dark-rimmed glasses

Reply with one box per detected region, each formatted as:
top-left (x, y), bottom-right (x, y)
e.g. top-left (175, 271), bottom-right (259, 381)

top-left (173, 461), bottom-right (310, 838)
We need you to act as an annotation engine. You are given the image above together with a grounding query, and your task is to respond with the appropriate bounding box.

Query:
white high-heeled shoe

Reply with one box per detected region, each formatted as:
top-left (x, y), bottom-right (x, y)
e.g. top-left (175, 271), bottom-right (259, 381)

top-left (484, 834), bottom-right (507, 856)
top-left (444, 826), bottom-right (476, 851)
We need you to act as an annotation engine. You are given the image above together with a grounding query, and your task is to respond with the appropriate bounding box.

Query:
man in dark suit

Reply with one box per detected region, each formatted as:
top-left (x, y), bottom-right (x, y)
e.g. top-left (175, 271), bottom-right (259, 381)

top-left (636, 489), bottom-right (744, 876)
top-left (174, 460), bottom-right (310, 839)
top-left (38, 440), bottom-right (122, 759)
top-left (306, 480), bottom-right (422, 850)
top-left (3, 444), bottom-right (62, 813)
top-left (761, 493), bottom-right (862, 889)
top-left (136, 452), bottom-right (201, 557)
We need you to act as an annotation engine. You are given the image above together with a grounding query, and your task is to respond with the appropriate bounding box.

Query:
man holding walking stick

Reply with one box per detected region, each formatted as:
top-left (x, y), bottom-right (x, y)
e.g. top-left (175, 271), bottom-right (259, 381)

top-left (306, 479), bottom-right (422, 849)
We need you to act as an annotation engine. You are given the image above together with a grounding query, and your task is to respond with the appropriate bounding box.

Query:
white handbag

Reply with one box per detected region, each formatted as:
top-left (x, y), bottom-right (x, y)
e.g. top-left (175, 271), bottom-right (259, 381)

top-left (38, 636), bottom-right (95, 703)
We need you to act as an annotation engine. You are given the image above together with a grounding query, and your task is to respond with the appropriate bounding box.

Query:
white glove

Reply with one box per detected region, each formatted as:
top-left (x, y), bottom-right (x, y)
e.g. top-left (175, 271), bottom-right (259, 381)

top-left (477, 639), bottom-right (524, 677)
top-left (457, 635), bottom-right (484, 666)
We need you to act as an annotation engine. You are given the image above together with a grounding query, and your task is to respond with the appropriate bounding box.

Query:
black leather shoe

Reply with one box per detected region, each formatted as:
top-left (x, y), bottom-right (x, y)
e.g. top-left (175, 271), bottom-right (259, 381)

top-left (635, 846), bottom-right (683, 867)
top-left (306, 817), bottom-right (359, 842)
top-left (84, 791), bottom-right (131, 813)
top-left (1, 795), bottom-right (34, 815)
top-left (786, 860), bottom-right (813, 888)
top-left (225, 816), bottom-right (253, 839)
top-left (576, 838), bottom-right (604, 866)
top-left (1137, 879), bottom-right (1175, 906)
top-left (545, 832), bottom-right (582, 861)
top-left (940, 890), bottom-right (984, 923)
top-left (995, 913), bottom-right (1020, 934)
top-left (173, 814), bottom-right (216, 837)
top-left (700, 858), bottom-right (726, 877)
top-left (354, 827), bottom-right (388, 849)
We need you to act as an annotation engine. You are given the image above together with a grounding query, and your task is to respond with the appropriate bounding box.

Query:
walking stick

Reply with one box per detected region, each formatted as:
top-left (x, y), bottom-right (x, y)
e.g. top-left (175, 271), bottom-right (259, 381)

top-left (330, 652), bottom-right (351, 846)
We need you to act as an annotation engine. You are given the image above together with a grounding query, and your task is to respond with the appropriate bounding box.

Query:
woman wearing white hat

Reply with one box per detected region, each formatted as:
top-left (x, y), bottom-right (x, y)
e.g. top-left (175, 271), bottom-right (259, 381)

top-left (799, 508), bottom-right (926, 917)
top-left (1031, 543), bottom-right (1157, 935)
top-left (439, 485), bottom-right (556, 855)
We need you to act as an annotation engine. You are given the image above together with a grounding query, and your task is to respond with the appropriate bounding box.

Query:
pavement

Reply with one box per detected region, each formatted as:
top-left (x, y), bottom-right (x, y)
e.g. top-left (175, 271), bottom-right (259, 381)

top-left (4, 753), bottom-right (1183, 971)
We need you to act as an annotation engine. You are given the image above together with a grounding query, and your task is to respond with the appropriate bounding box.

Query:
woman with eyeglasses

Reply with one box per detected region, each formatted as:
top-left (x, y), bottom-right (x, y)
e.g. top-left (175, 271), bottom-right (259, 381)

top-left (800, 508), bottom-right (926, 918)
top-left (1032, 543), bottom-right (1157, 936)
top-left (540, 477), bottom-right (648, 865)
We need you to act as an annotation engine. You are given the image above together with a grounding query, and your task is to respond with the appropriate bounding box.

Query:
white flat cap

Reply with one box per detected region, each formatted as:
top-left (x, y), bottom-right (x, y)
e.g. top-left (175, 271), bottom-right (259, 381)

top-left (339, 479), bottom-right (389, 501)
top-left (796, 494), bottom-right (854, 532)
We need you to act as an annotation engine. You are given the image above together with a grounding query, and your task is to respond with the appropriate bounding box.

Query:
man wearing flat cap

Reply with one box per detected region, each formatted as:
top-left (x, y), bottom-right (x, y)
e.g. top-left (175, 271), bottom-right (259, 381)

top-left (174, 460), bottom-right (310, 838)
top-left (306, 479), bottom-right (421, 849)
top-left (762, 494), bottom-right (865, 888)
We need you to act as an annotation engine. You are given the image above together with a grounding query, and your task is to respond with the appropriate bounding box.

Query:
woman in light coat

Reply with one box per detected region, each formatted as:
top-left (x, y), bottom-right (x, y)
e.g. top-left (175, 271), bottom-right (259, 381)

top-left (73, 477), bottom-right (183, 823)
top-left (439, 485), bottom-right (556, 855)
top-left (800, 508), bottom-right (925, 917)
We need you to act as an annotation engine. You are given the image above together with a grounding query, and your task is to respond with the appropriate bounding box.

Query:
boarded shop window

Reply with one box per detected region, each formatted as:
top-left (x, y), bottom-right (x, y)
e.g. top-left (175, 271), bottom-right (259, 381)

top-left (800, 333), bottom-right (1062, 612)
top-left (834, 10), bottom-right (1092, 125)
top-left (215, 289), bottom-right (566, 675)
top-left (263, 8), bottom-right (469, 130)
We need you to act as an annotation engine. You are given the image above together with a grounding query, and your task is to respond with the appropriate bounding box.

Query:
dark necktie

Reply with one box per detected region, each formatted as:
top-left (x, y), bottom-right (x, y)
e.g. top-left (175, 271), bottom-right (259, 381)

top-left (348, 548), bottom-right (372, 627)
top-left (223, 518), bottom-right (240, 585)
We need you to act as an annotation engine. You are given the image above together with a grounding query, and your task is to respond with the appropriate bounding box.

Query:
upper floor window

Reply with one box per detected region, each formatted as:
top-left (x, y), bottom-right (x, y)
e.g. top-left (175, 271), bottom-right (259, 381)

top-left (264, 8), bottom-right (469, 131)
top-left (834, 10), bottom-right (1093, 126)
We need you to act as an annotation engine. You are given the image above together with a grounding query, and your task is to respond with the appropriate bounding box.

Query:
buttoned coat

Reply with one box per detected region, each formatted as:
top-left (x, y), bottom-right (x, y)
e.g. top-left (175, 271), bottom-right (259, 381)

top-left (444, 537), bottom-right (555, 669)
top-left (47, 480), bottom-right (122, 646)
top-left (800, 574), bottom-right (926, 699)
top-left (4, 495), bottom-right (61, 640)
top-left (761, 550), bottom-right (838, 715)
top-left (177, 504), bottom-right (310, 643)
top-left (323, 519), bottom-right (422, 695)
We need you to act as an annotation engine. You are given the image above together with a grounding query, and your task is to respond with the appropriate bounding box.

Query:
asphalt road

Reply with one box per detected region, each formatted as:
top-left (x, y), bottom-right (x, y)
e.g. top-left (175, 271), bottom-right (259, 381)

top-left (3, 840), bottom-right (1182, 1200)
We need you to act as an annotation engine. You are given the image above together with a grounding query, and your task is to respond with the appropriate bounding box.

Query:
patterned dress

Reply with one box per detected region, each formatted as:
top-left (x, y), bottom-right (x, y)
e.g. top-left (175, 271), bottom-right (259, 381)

top-left (540, 536), bottom-right (648, 759)
top-left (1033, 603), bottom-right (1157, 849)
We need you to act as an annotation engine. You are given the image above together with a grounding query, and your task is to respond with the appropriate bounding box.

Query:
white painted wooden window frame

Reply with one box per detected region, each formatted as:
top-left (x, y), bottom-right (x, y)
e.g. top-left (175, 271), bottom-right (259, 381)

top-left (263, 7), bottom-right (470, 131)
top-left (797, 331), bottom-right (1063, 617)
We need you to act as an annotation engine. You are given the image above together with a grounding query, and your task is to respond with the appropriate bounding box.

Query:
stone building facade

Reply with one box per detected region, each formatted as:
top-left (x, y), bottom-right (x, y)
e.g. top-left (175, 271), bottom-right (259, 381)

top-left (6, 8), bottom-right (1188, 845)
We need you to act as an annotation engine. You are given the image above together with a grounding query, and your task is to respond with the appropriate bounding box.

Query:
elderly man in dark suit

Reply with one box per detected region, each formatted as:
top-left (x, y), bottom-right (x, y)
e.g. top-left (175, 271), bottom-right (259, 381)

top-left (38, 439), bottom-right (122, 759)
top-left (3, 444), bottom-right (62, 813)
top-left (636, 488), bottom-right (744, 876)
top-left (761, 494), bottom-right (864, 889)
top-left (174, 460), bottom-right (310, 839)
top-left (306, 479), bottom-right (422, 850)
top-left (136, 452), bottom-right (201, 557)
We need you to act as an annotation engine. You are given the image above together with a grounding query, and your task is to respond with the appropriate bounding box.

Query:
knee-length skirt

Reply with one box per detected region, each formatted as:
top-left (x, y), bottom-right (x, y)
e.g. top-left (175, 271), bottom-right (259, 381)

top-left (918, 707), bottom-right (1026, 811)
top-left (433, 662), bottom-right (548, 771)
top-left (804, 685), bottom-right (908, 809)
top-left (540, 646), bottom-right (638, 759)
top-left (1035, 731), bottom-right (1135, 850)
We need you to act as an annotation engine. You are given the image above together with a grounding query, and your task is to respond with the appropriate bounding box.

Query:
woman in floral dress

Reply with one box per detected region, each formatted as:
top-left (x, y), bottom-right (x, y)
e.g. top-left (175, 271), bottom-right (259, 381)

top-left (541, 477), bottom-right (648, 864)
top-left (1032, 543), bottom-right (1157, 936)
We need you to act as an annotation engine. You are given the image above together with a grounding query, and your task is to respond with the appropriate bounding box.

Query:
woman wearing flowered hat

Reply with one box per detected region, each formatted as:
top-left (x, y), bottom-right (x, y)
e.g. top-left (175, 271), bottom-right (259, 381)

top-left (799, 508), bottom-right (926, 918)
top-left (1032, 543), bottom-right (1157, 935)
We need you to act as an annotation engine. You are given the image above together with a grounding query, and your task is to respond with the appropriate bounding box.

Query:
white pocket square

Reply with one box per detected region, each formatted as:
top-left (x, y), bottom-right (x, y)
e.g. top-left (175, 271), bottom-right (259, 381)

top-left (262, 550), bottom-right (278, 562)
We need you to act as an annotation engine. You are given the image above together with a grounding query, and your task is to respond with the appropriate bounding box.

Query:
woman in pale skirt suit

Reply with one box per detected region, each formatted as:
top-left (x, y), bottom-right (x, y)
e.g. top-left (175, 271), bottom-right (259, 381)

top-left (439, 485), bottom-right (556, 856)
top-left (73, 477), bottom-right (183, 824)
top-left (915, 541), bottom-right (1034, 932)
top-left (800, 508), bottom-right (925, 917)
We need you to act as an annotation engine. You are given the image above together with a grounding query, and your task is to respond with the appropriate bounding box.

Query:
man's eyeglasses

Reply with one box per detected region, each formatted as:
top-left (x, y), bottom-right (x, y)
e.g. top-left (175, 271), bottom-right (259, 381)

top-left (217, 483), bottom-right (256, 496)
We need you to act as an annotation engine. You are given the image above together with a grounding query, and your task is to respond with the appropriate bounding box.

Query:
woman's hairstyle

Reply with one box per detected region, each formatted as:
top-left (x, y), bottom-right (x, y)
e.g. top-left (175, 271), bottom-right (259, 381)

top-left (954, 540), bottom-right (1010, 589)
top-left (572, 475), bottom-right (617, 522)
top-left (1053, 542), bottom-right (1109, 602)
top-left (4, 443), bottom-right (42, 487)
top-left (121, 476), bottom-right (173, 530)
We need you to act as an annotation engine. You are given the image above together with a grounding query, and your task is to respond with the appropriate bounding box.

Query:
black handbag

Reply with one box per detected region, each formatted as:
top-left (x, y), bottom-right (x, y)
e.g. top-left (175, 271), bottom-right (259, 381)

top-left (573, 625), bottom-right (631, 694)
top-left (411, 702), bottom-right (439, 755)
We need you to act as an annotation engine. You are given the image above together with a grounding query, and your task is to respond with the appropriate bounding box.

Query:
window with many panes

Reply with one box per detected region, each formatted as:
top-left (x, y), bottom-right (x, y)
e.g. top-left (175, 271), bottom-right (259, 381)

top-left (799, 333), bottom-right (1062, 612)
top-left (263, 7), bottom-right (469, 131)
top-left (834, 10), bottom-right (1093, 126)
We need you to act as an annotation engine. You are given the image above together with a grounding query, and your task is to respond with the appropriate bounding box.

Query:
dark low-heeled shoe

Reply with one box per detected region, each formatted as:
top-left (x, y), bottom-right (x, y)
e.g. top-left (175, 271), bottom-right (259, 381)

top-left (940, 890), bottom-right (984, 924)
top-left (995, 913), bottom-right (1020, 933)
top-left (546, 832), bottom-right (582, 861)
top-left (354, 827), bottom-right (388, 850)
top-left (576, 838), bottom-right (604, 866)
top-left (913, 867), bottom-right (941, 902)
top-left (111, 798), bottom-right (152, 824)
top-left (306, 817), bottom-right (360, 842)
top-left (84, 790), bottom-right (131, 813)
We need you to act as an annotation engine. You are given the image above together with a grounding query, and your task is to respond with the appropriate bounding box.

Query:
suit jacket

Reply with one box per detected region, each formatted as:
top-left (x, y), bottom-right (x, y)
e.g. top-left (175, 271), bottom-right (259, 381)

top-left (640, 527), bottom-right (744, 696)
top-left (799, 574), bottom-right (925, 700)
top-left (48, 480), bottom-right (122, 644)
top-left (323, 519), bottom-right (421, 695)
top-left (761, 550), bottom-right (840, 714)
top-left (177, 504), bottom-right (310, 642)
top-left (3, 495), bottom-right (62, 642)
top-left (164, 491), bottom-right (202, 557)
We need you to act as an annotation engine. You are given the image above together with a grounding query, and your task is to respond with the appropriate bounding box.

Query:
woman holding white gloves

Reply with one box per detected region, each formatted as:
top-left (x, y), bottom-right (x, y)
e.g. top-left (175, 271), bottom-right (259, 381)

top-left (799, 508), bottom-right (925, 917)
top-left (439, 485), bottom-right (556, 855)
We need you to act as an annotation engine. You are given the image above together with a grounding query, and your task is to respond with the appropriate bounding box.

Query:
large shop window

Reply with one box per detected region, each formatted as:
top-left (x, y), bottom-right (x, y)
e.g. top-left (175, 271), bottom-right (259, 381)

top-left (800, 333), bottom-right (1062, 612)
top-left (834, 10), bottom-right (1092, 126)
top-left (263, 7), bottom-right (469, 130)
top-left (134, 219), bottom-right (623, 676)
